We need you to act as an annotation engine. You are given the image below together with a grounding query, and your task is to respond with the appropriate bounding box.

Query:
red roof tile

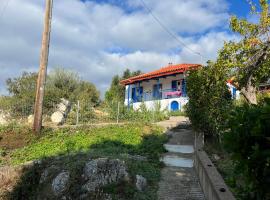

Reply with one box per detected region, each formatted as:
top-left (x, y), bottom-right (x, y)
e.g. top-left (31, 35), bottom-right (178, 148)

top-left (120, 63), bottom-right (201, 85)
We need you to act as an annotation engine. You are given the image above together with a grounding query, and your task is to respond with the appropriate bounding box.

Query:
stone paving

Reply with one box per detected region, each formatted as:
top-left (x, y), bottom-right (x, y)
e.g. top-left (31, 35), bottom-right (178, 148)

top-left (157, 117), bottom-right (205, 200)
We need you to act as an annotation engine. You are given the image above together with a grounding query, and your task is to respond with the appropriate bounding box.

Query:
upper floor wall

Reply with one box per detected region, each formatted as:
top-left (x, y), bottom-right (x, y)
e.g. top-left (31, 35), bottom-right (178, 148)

top-left (124, 73), bottom-right (187, 106)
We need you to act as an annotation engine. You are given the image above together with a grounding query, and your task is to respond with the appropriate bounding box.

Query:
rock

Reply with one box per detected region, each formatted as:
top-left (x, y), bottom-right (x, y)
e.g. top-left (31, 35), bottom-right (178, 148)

top-left (82, 158), bottom-right (129, 192)
top-left (51, 111), bottom-right (65, 125)
top-left (0, 111), bottom-right (9, 125)
top-left (27, 115), bottom-right (34, 124)
top-left (39, 169), bottom-right (49, 184)
top-left (51, 98), bottom-right (71, 125)
top-left (213, 154), bottom-right (221, 161)
top-left (135, 175), bottom-right (147, 191)
top-left (52, 171), bottom-right (70, 196)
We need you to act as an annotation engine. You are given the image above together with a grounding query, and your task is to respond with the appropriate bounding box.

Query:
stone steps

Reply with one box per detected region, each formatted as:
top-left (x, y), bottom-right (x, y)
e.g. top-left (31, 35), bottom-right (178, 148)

top-left (164, 144), bottom-right (194, 154)
top-left (161, 154), bottom-right (193, 168)
top-left (158, 124), bottom-right (205, 199)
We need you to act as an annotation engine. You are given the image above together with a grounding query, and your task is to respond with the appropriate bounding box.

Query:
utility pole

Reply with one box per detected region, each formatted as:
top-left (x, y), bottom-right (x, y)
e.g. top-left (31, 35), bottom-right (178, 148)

top-left (33, 0), bottom-right (53, 133)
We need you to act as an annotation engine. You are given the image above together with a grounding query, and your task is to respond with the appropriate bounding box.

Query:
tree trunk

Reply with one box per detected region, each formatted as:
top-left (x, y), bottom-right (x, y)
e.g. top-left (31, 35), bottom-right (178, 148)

top-left (240, 76), bottom-right (258, 105)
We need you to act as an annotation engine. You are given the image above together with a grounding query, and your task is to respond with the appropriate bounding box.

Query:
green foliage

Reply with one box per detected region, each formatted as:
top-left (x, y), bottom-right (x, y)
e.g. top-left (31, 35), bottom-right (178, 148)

top-left (223, 98), bottom-right (270, 200)
top-left (0, 68), bottom-right (100, 118)
top-left (217, 0), bottom-right (270, 104)
top-left (105, 69), bottom-right (141, 104)
top-left (106, 101), bottom-right (168, 123)
top-left (4, 72), bottom-right (37, 116)
top-left (2, 124), bottom-right (166, 199)
top-left (186, 64), bottom-right (232, 137)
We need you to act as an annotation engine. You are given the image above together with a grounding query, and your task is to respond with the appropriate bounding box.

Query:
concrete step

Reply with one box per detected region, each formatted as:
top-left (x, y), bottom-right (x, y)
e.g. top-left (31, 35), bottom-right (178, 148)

top-left (160, 154), bottom-right (194, 168)
top-left (167, 130), bottom-right (195, 145)
top-left (164, 144), bottom-right (194, 154)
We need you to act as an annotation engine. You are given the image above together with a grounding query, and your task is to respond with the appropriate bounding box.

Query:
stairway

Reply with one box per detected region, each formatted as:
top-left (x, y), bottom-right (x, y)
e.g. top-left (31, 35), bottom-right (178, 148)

top-left (157, 119), bottom-right (205, 200)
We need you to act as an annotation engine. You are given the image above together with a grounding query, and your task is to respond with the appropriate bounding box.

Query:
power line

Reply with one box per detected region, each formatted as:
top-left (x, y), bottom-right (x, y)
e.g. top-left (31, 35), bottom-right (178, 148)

top-left (139, 0), bottom-right (205, 61)
top-left (0, 0), bottom-right (11, 22)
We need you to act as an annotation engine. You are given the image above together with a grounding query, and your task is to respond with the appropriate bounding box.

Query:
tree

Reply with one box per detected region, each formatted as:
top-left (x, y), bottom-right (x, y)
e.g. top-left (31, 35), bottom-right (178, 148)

top-left (46, 68), bottom-right (81, 102)
top-left (105, 69), bottom-right (141, 104)
top-left (6, 72), bottom-right (37, 104)
top-left (186, 62), bottom-right (232, 138)
top-left (216, 0), bottom-right (270, 104)
top-left (2, 68), bottom-right (100, 116)
top-left (5, 72), bottom-right (38, 115)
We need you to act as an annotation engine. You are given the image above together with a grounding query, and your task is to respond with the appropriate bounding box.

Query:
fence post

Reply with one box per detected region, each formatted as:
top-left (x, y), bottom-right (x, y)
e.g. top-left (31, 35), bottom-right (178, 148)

top-left (117, 102), bottom-right (120, 124)
top-left (76, 100), bottom-right (80, 126)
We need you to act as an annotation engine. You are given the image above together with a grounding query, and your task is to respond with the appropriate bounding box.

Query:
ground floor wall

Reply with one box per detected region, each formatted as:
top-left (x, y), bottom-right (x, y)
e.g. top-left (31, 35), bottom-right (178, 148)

top-left (132, 97), bottom-right (188, 111)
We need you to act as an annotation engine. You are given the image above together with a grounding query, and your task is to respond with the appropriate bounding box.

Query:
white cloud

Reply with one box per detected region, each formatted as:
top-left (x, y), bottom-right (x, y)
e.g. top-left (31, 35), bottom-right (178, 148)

top-left (0, 0), bottom-right (236, 98)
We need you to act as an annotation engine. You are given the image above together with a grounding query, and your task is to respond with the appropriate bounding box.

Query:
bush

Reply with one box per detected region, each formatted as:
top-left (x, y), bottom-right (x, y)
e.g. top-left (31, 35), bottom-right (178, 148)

top-left (186, 64), bottom-right (232, 139)
top-left (106, 101), bottom-right (168, 123)
top-left (224, 98), bottom-right (270, 200)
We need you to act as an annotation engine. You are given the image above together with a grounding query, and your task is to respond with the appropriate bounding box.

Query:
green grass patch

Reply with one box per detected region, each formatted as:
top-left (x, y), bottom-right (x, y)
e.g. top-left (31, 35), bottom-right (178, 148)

top-left (1, 123), bottom-right (167, 199)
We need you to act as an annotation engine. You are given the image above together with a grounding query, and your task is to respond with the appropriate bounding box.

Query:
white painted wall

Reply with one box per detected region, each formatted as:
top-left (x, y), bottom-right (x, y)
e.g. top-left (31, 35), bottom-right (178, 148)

top-left (227, 83), bottom-right (240, 99)
top-left (124, 74), bottom-right (185, 106)
top-left (133, 97), bottom-right (188, 111)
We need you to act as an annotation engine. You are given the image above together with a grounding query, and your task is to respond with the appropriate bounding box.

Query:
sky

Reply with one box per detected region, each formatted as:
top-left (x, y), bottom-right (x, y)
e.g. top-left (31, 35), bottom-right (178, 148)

top-left (0, 0), bottom-right (260, 97)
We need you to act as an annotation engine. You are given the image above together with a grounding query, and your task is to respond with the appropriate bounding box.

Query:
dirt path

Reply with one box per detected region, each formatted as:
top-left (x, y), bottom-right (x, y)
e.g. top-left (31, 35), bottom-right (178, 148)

top-left (157, 117), bottom-right (205, 200)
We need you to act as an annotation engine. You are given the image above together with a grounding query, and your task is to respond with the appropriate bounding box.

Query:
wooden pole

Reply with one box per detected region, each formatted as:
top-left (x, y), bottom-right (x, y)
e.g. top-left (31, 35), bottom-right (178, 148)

top-left (33, 0), bottom-right (53, 133)
top-left (76, 100), bottom-right (80, 126)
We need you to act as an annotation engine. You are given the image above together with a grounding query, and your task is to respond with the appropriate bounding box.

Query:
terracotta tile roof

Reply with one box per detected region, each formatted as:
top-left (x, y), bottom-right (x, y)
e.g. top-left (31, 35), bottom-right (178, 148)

top-left (120, 63), bottom-right (201, 85)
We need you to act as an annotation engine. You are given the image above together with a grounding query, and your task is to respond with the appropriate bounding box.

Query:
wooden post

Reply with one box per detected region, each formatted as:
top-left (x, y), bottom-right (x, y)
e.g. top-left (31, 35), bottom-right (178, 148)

top-left (33, 0), bottom-right (53, 133)
top-left (117, 102), bottom-right (120, 124)
top-left (76, 100), bottom-right (80, 126)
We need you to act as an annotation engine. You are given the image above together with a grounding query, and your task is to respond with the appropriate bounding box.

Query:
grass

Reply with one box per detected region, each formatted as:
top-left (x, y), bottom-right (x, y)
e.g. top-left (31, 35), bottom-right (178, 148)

top-left (203, 136), bottom-right (237, 197)
top-left (0, 123), bottom-right (167, 199)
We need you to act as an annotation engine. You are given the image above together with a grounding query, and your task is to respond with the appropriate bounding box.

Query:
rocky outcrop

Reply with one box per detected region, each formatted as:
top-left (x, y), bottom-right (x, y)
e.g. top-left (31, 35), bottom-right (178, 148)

top-left (51, 98), bottom-right (71, 125)
top-left (82, 158), bottom-right (129, 192)
top-left (52, 171), bottom-right (70, 196)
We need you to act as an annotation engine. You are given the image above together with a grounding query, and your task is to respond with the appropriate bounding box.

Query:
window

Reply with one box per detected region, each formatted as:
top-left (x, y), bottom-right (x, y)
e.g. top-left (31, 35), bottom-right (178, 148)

top-left (153, 84), bottom-right (162, 99)
top-left (132, 86), bottom-right (143, 102)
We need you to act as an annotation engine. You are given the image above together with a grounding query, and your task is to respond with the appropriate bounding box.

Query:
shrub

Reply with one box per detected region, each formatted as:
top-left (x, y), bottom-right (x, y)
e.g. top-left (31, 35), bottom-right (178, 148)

top-left (186, 64), bottom-right (232, 139)
top-left (224, 98), bottom-right (270, 199)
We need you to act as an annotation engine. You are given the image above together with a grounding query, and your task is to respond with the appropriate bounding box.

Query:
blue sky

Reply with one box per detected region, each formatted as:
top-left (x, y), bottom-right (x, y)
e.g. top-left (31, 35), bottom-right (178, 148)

top-left (0, 0), bottom-right (263, 97)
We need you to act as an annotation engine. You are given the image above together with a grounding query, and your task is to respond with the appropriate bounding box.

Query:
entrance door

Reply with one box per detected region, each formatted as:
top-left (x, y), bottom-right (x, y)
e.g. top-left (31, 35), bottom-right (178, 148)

top-left (171, 101), bottom-right (179, 111)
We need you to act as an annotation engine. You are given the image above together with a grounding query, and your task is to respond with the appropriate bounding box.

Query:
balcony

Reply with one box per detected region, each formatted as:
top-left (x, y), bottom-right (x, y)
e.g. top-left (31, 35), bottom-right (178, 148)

top-left (131, 89), bottom-right (187, 103)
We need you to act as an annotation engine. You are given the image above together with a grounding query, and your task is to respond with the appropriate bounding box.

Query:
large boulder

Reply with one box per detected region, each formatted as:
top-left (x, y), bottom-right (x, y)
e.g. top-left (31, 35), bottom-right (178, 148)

top-left (51, 111), bottom-right (65, 125)
top-left (82, 158), bottom-right (129, 192)
top-left (51, 98), bottom-right (71, 125)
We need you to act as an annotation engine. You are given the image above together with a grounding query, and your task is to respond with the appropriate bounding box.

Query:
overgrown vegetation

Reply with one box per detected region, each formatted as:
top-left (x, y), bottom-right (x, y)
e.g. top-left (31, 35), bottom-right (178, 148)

top-left (186, 1), bottom-right (270, 199)
top-left (0, 68), bottom-right (100, 118)
top-left (0, 124), bottom-right (167, 199)
top-left (107, 101), bottom-right (168, 123)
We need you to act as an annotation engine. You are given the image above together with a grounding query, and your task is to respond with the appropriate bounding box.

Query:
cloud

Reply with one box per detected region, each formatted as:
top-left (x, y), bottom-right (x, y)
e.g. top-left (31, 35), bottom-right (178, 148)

top-left (0, 0), bottom-right (235, 98)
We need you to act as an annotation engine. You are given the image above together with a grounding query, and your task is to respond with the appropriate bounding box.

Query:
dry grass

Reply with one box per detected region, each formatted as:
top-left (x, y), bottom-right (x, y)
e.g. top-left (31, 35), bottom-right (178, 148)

top-left (0, 166), bottom-right (23, 199)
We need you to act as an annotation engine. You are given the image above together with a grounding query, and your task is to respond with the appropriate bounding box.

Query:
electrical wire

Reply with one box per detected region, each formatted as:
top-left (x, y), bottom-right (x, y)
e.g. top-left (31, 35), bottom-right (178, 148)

top-left (139, 0), bottom-right (205, 61)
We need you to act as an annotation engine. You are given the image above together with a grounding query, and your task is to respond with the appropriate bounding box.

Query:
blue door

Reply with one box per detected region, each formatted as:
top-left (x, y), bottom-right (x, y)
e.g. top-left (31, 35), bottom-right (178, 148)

top-left (171, 101), bottom-right (179, 111)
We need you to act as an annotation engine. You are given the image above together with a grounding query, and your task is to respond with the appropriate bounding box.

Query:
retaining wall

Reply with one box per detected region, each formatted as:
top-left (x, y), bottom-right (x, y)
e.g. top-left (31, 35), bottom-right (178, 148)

top-left (194, 149), bottom-right (235, 200)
